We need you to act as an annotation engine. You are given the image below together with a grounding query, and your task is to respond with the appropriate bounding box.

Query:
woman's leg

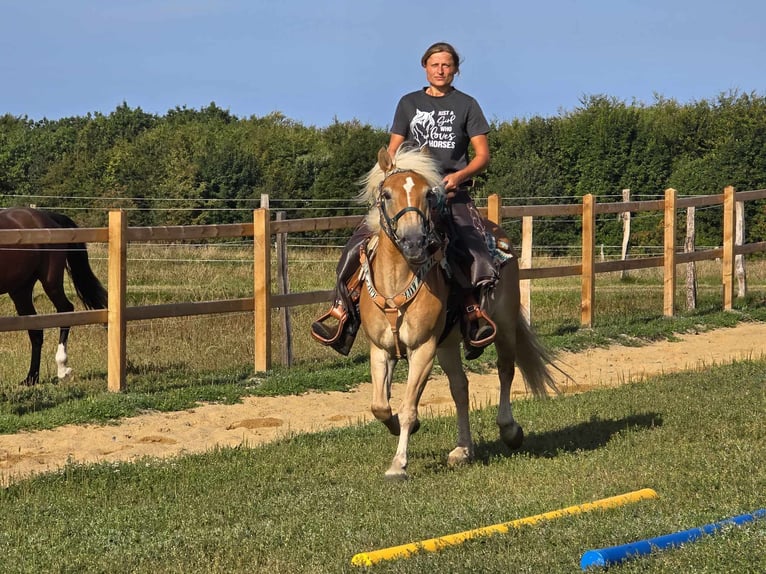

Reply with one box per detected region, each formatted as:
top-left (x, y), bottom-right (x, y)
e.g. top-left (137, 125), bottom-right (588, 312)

top-left (449, 191), bottom-right (498, 358)
top-left (310, 222), bottom-right (371, 355)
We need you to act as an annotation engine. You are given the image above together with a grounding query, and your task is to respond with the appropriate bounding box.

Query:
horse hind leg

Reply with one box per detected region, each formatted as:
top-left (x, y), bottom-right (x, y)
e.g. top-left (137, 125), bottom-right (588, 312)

top-left (436, 339), bottom-right (474, 466)
top-left (495, 333), bottom-right (524, 450)
top-left (40, 276), bottom-right (75, 381)
top-left (54, 328), bottom-right (73, 380)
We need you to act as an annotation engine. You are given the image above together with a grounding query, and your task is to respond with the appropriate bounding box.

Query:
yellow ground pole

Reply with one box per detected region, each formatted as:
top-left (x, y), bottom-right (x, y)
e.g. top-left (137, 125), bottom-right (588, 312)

top-left (351, 488), bottom-right (658, 567)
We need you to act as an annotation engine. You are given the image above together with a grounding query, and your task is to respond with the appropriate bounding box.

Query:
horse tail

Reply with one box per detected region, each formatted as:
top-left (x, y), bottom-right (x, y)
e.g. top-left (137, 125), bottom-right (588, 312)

top-left (46, 211), bottom-right (108, 310)
top-left (514, 314), bottom-right (568, 397)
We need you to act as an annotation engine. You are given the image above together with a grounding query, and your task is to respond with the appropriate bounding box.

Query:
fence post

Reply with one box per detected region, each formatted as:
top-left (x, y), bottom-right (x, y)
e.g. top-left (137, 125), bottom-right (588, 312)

top-left (620, 189), bottom-right (631, 280)
top-left (722, 186), bottom-right (736, 310)
top-left (735, 199), bottom-right (747, 298)
top-left (520, 215), bottom-right (533, 321)
top-left (254, 208), bottom-right (271, 372)
top-left (663, 188), bottom-right (677, 317)
top-left (276, 211), bottom-right (293, 366)
top-left (487, 194), bottom-right (501, 224)
top-left (685, 206), bottom-right (697, 310)
top-left (581, 194), bottom-right (595, 328)
top-left (107, 209), bottom-right (127, 392)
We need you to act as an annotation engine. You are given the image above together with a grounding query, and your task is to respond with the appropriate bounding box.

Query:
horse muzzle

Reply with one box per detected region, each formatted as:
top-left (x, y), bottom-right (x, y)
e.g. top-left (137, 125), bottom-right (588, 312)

top-left (397, 231), bottom-right (428, 264)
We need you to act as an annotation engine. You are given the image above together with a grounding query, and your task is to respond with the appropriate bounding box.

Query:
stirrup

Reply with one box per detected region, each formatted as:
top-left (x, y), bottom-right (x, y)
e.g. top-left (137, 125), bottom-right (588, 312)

top-left (464, 304), bottom-right (497, 348)
top-left (311, 303), bottom-right (348, 345)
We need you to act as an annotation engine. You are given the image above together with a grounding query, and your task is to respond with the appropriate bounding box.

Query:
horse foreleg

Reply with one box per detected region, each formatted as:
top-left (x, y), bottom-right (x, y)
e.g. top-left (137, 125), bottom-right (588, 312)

top-left (385, 345), bottom-right (435, 480)
top-left (496, 347), bottom-right (523, 450)
top-left (24, 329), bottom-right (43, 386)
top-left (436, 341), bottom-right (474, 466)
top-left (369, 346), bottom-right (399, 435)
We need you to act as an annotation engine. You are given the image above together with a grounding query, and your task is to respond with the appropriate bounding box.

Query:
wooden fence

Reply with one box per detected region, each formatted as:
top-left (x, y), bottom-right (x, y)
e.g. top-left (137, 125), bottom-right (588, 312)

top-left (1, 186), bottom-right (765, 391)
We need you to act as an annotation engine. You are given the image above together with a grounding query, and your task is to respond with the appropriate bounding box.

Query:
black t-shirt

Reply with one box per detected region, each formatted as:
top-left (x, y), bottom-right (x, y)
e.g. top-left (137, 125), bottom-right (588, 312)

top-left (390, 88), bottom-right (490, 175)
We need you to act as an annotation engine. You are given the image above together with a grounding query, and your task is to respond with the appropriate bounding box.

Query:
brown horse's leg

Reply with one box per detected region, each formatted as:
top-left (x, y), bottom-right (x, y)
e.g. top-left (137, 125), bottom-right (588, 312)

top-left (10, 286), bottom-right (42, 386)
top-left (40, 260), bottom-right (75, 380)
top-left (436, 336), bottom-right (474, 465)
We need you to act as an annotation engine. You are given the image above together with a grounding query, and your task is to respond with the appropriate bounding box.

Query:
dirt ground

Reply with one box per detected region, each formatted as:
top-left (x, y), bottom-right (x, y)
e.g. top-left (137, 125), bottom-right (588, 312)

top-left (1, 323), bottom-right (765, 485)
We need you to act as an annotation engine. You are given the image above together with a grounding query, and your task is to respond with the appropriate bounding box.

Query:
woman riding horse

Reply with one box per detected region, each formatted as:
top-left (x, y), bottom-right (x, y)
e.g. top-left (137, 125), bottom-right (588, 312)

top-left (311, 41), bottom-right (496, 359)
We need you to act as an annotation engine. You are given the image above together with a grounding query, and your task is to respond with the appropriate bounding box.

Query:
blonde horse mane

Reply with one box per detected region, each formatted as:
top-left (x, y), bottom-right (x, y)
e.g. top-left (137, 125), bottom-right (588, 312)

top-left (356, 145), bottom-right (443, 233)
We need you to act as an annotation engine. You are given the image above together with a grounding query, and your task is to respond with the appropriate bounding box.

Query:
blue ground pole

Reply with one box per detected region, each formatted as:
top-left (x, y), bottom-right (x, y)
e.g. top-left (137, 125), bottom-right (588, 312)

top-left (580, 508), bottom-right (766, 570)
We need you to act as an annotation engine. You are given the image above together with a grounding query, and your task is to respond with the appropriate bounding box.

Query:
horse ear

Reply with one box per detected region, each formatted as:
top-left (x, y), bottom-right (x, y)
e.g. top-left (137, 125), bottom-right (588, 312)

top-left (377, 146), bottom-right (394, 172)
top-left (419, 144), bottom-right (430, 157)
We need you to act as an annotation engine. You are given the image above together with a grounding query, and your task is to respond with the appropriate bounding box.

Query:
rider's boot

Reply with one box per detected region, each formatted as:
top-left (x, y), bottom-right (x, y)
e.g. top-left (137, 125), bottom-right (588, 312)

top-left (463, 289), bottom-right (497, 360)
top-left (310, 224), bottom-right (370, 355)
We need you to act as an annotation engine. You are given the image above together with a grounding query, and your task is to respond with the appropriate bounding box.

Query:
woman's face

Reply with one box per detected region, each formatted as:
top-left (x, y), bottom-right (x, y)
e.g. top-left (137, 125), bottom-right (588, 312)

top-left (424, 51), bottom-right (456, 88)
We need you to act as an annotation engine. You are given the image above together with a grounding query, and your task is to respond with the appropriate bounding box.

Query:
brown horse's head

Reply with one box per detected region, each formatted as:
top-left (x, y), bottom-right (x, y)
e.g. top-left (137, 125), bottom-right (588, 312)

top-left (358, 146), bottom-right (444, 263)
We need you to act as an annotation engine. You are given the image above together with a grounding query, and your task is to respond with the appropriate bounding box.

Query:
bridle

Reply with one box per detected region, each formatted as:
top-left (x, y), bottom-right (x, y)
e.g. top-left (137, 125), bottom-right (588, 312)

top-left (375, 168), bottom-right (441, 256)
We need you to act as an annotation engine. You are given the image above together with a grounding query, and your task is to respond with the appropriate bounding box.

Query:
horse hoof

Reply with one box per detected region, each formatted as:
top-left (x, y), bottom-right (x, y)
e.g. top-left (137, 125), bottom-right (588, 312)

top-left (384, 468), bottom-right (408, 481)
top-left (57, 367), bottom-right (73, 380)
top-left (383, 415), bottom-right (401, 436)
top-left (500, 424), bottom-right (524, 450)
top-left (447, 446), bottom-right (473, 466)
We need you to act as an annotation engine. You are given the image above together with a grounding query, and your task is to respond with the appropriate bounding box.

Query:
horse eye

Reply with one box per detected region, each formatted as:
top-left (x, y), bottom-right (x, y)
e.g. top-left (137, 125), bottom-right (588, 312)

top-left (381, 190), bottom-right (392, 201)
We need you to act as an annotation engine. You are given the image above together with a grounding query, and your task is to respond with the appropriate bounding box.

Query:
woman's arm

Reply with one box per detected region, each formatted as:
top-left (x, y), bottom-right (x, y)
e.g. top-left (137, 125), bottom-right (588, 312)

top-left (387, 133), bottom-right (406, 156)
top-left (442, 133), bottom-right (490, 191)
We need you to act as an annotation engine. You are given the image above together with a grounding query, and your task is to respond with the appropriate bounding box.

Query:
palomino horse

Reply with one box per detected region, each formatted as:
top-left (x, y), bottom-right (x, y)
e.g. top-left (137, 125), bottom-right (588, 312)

top-left (0, 208), bottom-right (107, 385)
top-left (357, 147), bottom-right (561, 479)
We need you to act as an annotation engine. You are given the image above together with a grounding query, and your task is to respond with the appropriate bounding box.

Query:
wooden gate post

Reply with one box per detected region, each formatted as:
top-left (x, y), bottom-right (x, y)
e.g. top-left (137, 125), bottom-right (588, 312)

top-left (620, 189), bottom-right (631, 280)
top-left (722, 186), bottom-right (736, 310)
top-left (487, 194), bottom-right (501, 224)
top-left (581, 194), bottom-right (595, 327)
top-left (107, 210), bottom-right (127, 392)
top-left (663, 188), bottom-right (677, 317)
top-left (520, 215), bottom-right (533, 321)
top-left (735, 196), bottom-right (746, 299)
top-left (253, 208), bottom-right (271, 372)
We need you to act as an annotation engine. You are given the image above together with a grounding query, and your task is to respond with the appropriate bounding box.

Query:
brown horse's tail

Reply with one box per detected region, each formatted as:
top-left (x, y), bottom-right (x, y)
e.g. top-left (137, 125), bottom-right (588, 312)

top-left (46, 212), bottom-right (108, 310)
top-left (514, 315), bottom-right (568, 397)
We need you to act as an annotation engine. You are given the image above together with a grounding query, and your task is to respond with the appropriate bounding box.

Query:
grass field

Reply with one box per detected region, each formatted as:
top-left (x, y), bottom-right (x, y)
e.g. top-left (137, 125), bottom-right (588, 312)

top-left (0, 360), bottom-right (763, 573)
top-left (1, 244), bottom-right (765, 572)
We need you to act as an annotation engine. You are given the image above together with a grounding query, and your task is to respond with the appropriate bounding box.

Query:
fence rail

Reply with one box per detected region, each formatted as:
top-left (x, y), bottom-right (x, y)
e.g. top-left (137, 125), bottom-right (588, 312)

top-left (1, 186), bottom-right (765, 391)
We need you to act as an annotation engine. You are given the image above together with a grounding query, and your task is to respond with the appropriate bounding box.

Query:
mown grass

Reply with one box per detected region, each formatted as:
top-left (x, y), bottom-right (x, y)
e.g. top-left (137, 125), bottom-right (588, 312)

top-left (0, 360), bottom-right (764, 573)
top-left (1, 244), bottom-right (766, 433)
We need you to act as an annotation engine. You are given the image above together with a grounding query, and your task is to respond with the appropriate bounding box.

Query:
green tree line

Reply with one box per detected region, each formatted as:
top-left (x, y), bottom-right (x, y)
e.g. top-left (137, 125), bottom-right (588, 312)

top-left (2, 92), bottom-right (765, 250)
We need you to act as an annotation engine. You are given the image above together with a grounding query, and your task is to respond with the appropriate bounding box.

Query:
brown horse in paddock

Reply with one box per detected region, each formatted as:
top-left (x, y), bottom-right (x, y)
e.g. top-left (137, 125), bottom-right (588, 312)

top-left (357, 147), bottom-right (563, 479)
top-left (0, 208), bottom-right (107, 386)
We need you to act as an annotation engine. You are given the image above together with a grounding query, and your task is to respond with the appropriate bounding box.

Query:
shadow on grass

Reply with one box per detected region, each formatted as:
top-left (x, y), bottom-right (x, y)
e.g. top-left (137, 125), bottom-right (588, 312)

top-left (474, 412), bottom-right (664, 462)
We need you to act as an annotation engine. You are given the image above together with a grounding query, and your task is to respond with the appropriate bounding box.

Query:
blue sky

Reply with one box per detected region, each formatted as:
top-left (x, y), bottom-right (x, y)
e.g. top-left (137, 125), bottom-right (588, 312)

top-left (2, 0), bottom-right (764, 129)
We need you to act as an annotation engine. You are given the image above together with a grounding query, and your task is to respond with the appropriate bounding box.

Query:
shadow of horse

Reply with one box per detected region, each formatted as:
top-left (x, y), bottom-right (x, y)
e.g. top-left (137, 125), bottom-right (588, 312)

top-left (472, 412), bottom-right (664, 462)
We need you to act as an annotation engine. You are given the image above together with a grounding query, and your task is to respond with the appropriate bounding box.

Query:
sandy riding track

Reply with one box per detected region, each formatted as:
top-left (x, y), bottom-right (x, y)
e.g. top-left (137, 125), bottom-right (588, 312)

top-left (1, 323), bottom-right (765, 485)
